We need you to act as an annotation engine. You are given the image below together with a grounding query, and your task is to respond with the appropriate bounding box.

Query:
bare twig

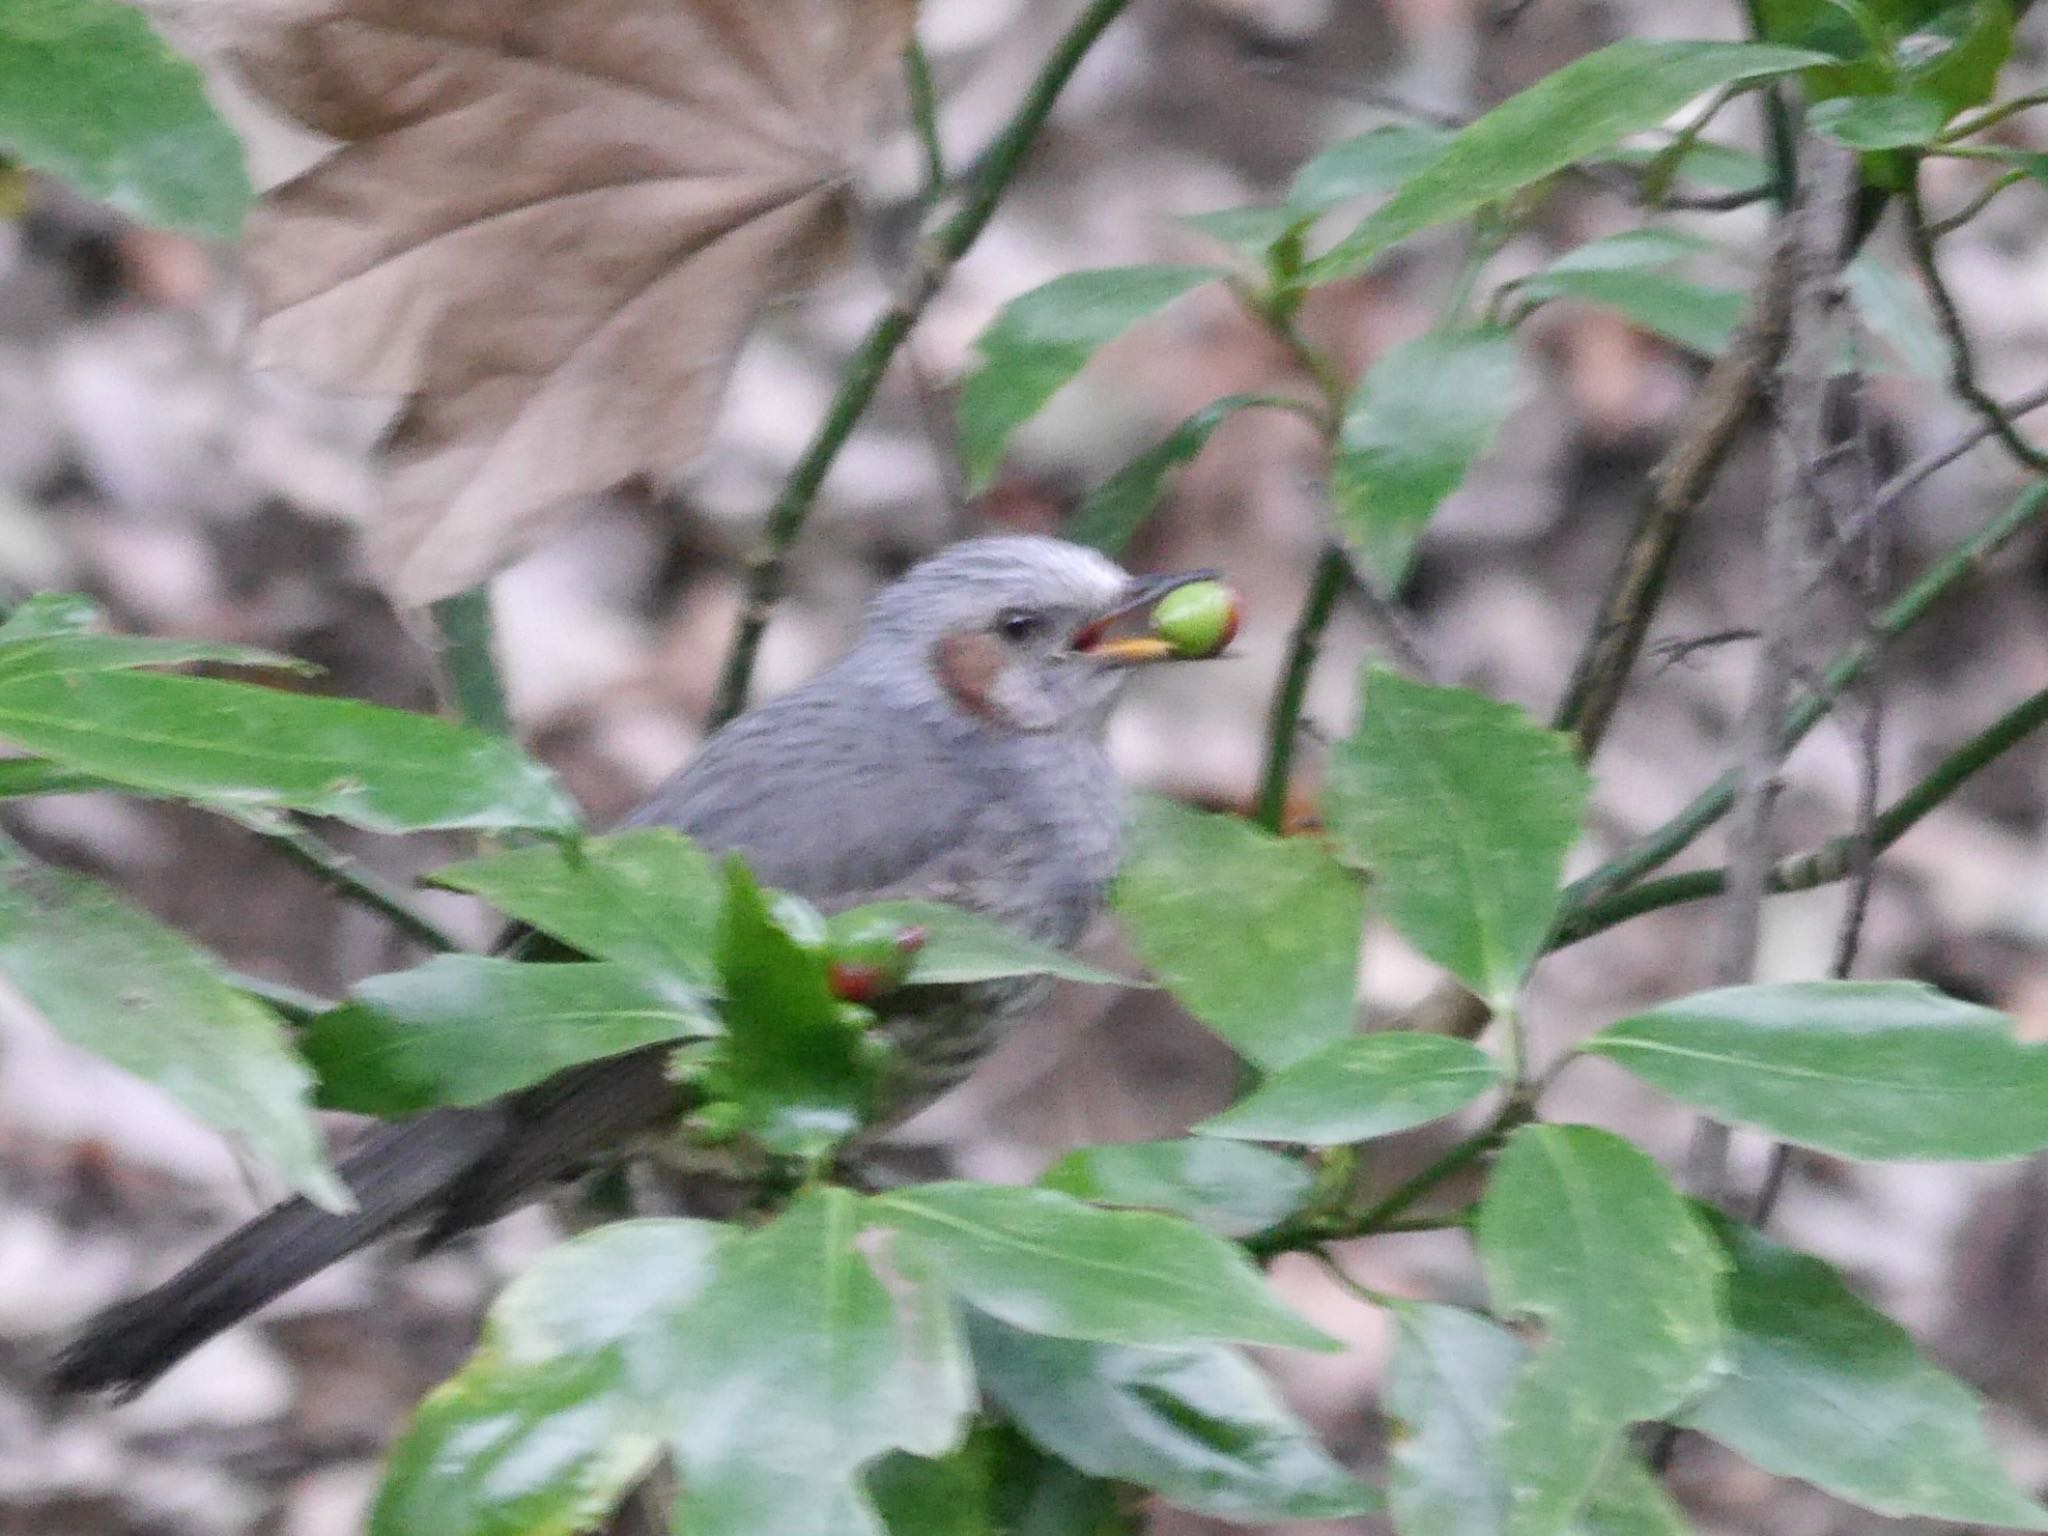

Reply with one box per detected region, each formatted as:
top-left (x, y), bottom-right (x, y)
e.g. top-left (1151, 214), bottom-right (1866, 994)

top-left (708, 0), bottom-right (1135, 726)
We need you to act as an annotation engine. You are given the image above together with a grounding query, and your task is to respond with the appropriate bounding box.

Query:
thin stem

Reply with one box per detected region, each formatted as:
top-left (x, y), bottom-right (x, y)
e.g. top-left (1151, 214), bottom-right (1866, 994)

top-left (1940, 86), bottom-right (2048, 144)
top-left (1556, 682), bottom-right (2048, 946)
top-left (708, 0), bottom-right (1135, 726)
top-left (429, 588), bottom-right (513, 738)
top-left (1563, 481), bottom-right (2048, 909)
top-left (235, 813), bottom-right (464, 953)
top-left (1903, 172), bottom-right (2048, 474)
top-left (904, 38), bottom-right (946, 202)
top-left (1255, 545), bottom-right (1348, 832)
top-left (1930, 168), bottom-right (2029, 237)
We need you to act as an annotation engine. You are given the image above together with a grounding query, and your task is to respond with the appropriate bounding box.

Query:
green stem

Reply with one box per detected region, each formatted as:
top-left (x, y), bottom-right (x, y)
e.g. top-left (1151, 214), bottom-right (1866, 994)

top-left (429, 587), bottom-right (512, 737)
top-left (1564, 481), bottom-right (2048, 909)
top-left (234, 813), bottom-right (464, 953)
top-left (904, 38), bottom-right (946, 201)
top-left (708, 0), bottom-right (1135, 727)
top-left (1939, 86), bottom-right (2048, 145)
top-left (1930, 168), bottom-right (2028, 237)
top-left (1557, 681), bottom-right (2048, 947)
top-left (1254, 544), bottom-right (1349, 832)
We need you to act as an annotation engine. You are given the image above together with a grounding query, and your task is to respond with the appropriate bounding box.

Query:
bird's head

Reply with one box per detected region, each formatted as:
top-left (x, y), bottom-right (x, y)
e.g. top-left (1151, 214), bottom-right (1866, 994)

top-left (853, 535), bottom-right (1225, 735)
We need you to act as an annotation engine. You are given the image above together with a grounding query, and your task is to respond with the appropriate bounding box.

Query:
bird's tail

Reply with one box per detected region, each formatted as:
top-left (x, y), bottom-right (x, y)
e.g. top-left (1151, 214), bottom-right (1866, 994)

top-left (49, 1041), bottom-right (682, 1398)
top-left (48, 1106), bottom-right (507, 1397)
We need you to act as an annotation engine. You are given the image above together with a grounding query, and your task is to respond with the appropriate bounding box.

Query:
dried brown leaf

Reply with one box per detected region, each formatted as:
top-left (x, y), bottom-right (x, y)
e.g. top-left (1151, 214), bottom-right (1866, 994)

top-left (225, 0), bottom-right (914, 603)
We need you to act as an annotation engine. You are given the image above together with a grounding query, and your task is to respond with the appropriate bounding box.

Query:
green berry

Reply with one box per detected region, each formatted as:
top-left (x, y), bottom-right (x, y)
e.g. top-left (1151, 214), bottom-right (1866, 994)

top-left (1152, 580), bottom-right (1241, 659)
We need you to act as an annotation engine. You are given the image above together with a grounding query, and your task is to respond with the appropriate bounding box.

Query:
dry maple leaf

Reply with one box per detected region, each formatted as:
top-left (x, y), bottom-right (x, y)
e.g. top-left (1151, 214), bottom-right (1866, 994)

top-left (218, 0), bottom-right (915, 604)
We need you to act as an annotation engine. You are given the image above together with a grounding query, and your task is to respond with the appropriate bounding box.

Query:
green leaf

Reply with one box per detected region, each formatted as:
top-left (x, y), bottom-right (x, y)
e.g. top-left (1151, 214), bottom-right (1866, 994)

top-left (0, 0), bottom-right (251, 236)
top-left (1113, 797), bottom-right (1365, 1070)
top-left (1386, 1303), bottom-right (1688, 1536)
top-left (1330, 328), bottom-right (1521, 587)
top-left (1810, 90), bottom-right (1949, 148)
top-left (1069, 393), bottom-right (1278, 557)
top-left (1287, 122), bottom-right (1458, 215)
top-left (713, 860), bottom-right (872, 1159)
top-left (968, 1313), bottom-right (1379, 1521)
top-left (0, 593), bottom-right (102, 641)
top-left (1594, 137), bottom-right (1771, 194)
top-left (0, 844), bottom-right (343, 1209)
top-left (1308, 41), bottom-right (1827, 280)
top-left (1844, 251), bottom-right (1945, 377)
top-left (373, 1219), bottom-right (727, 1536)
top-left (431, 829), bottom-right (723, 987)
top-left (303, 956), bottom-right (716, 1116)
top-left (1325, 671), bottom-right (1589, 1009)
top-left (666, 1191), bottom-right (973, 1536)
top-left (0, 664), bottom-right (576, 835)
top-left (1682, 1218), bottom-right (2048, 1529)
top-left (828, 900), bottom-right (1126, 987)
top-left (1198, 1032), bottom-right (1503, 1145)
top-left (1039, 1138), bottom-right (1316, 1238)
top-left (873, 1182), bottom-right (1337, 1352)
top-left (1477, 1126), bottom-right (1725, 1536)
top-left (957, 265), bottom-right (1222, 491)
top-left (0, 631), bottom-right (311, 680)
top-left (873, 1427), bottom-right (1132, 1536)
top-left (1518, 269), bottom-right (1744, 356)
top-left (1533, 229), bottom-right (1716, 279)
top-left (1580, 979), bottom-right (2048, 1161)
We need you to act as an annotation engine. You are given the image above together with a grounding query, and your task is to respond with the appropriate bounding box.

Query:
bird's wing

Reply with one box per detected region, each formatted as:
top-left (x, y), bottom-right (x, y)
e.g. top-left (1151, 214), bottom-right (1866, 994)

top-left (622, 677), bottom-right (987, 911)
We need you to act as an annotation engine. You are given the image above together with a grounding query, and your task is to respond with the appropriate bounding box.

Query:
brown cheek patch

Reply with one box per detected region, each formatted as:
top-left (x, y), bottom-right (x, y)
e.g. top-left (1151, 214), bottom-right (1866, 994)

top-left (933, 631), bottom-right (1009, 722)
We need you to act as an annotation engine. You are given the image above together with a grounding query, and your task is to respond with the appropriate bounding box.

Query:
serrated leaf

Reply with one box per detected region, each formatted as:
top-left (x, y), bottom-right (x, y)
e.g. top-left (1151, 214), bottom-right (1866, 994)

top-left (1681, 1218), bottom-right (2048, 1529)
top-left (373, 1219), bottom-right (727, 1536)
top-left (829, 900), bottom-right (1126, 987)
top-left (0, 843), bottom-right (343, 1210)
top-left (968, 1312), bottom-right (1378, 1521)
top-left (304, 955), bottom-right (716, 1116)
top-left (1308, 41), bottom-right (1827, 280)
top-left (1114, 797), bottom-right (1365, 1070)
top-left (432, 829), bottom-right (723, 987)
top-left (1039, 1138), bottom-right (1316, 1239)
top-left (0, 0), bottom-right (251, 236)
top-left (714, 859), bottom-right (871, 1159)
top-left (0, 664), bottom-right (576, 835)
top-left (957, 265), bottom-right (1222, 491)
top-left (1810, 90), bottom-right (1949, 148)
top-left (226, 0), bottom-right (916, 603)
top-left (1331, 329), bottom-right (1521, 587)
top-left (1198, 1032), bottom-right (1503, 1145)
top-left (1069, 393), bottom-right (1278, 557)
top-left (1386, 1303), bottom-right (1689, 1536)
top-left (1325, 671), bottom-right (1589, 1009)
top-left (1478, 1126), bottom-right (1724, 1536)
top-left (873, 1182), bottom-right (1337, 1352)
top-left (1580, 980), bottom-right (2048, 1161)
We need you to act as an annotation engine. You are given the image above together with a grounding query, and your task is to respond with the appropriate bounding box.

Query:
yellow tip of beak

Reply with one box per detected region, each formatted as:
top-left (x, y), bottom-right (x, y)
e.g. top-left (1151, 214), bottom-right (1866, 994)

top-left (1086, 636), bottom-right (1181, 665)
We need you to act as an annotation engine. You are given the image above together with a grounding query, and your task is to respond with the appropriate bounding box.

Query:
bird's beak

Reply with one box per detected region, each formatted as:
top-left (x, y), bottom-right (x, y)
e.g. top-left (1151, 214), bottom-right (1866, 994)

top-left (1072, 569), bottom-right (1223, 666)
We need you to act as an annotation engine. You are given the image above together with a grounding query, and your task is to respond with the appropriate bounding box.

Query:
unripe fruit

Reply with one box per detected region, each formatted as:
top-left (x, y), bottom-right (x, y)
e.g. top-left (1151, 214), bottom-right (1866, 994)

top-left (1151, 580), bottom-right (1241, 659)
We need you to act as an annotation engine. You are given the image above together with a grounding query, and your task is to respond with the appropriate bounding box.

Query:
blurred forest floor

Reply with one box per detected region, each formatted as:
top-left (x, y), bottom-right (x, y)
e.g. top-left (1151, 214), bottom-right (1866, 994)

top-left (6, 1), bottom-right (2048, 1532)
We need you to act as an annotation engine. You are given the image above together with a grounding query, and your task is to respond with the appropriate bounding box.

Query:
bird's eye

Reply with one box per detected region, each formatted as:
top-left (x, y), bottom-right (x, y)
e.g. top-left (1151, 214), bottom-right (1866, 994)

top-left (995, 607), bottom-right (1048, 644)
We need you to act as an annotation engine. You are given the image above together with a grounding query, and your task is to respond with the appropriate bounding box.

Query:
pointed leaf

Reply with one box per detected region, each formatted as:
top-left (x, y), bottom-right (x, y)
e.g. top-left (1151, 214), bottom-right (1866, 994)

top-left (1681, 1219), bottom-right (2048, 1528)
top-left (1308, 41), bottom-right (1827, 280)
top-left (1810, 90), bottom-right (1949, 148)
top-left (1199, 1032), bottom-right (1503, 1145)
top-left (968, 1313), bottom-right (1378, 1521)
top-left (873, 1182), bottom-right (1337, 1352)
top-left (0, 665), bottom-right (576, 834)
top-left (1518, 269), bottom-right (1743, 356)
top-left (304, 955), bottom-right (716, 1116)
top-left (0, 0), bottom-right (251, 236)
top-left (1039, 1138), bottom-right (1316, 1239)
top-left (1478, 1126), bottom-right (1724, 1536)
top-left (1288, 123), bottom-right (1457, 215)
top-left (431, 829), bottom-right (723, 987)
top-left (1114, 797), bottom-right (1364, 1069)
top-left (227, 0), bottom-right (916, 603)
top-left (1069, 393), bottom-right (1279, 557)
top-left (0, 631), bottom-right (310, 680)
top-left (830, 900), bottom-right (1126, 987)
top-left (0, 845), bottom-right (342, 1209)
top-left (1581, 980), bottom-right (2048, 1161)
top-left (1325, 671), bottom-right (1589, 1009)
top-left (957, 265), bottom-right (1222, 491)
top-left (1331, 328), bottom-right (1521, 587)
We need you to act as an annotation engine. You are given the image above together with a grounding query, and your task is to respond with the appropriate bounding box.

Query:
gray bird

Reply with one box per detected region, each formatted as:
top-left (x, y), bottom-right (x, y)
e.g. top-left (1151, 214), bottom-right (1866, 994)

top-left (52, 535), bottom-right (1220, 1396)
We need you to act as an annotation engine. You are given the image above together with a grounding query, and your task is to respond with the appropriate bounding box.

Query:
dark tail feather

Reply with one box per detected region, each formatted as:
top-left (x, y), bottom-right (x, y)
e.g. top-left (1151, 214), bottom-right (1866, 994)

top-left (50, 1046), bottom-right (681, 1399)
top-left (49, 1107), bottom-right (506, 1397)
